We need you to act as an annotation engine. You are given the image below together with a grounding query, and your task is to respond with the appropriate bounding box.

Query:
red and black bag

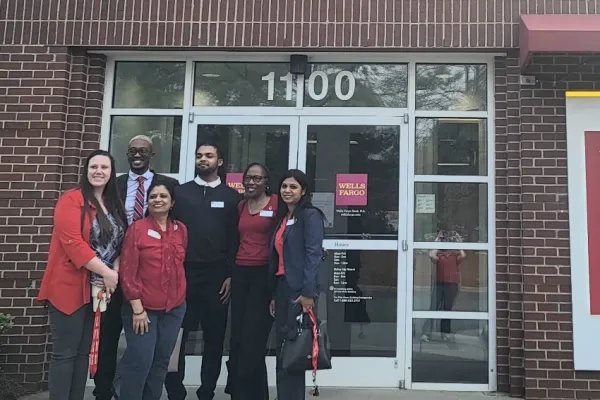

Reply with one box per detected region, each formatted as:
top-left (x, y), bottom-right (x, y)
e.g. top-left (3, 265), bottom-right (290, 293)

top-left (278, 308), bottom-right (332, 396)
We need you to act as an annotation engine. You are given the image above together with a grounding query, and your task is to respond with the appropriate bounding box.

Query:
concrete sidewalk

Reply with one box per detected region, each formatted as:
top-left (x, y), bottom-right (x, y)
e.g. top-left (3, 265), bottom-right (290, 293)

top-left (21, 387), bottom-right (515, 400)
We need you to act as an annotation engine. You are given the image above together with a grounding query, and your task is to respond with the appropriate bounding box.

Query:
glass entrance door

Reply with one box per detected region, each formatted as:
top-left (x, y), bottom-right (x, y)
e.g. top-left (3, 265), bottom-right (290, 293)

top-left (182, 115), bottom-right (298, 389)
top-left (297, 116), bottom-right (409, 387)
top-left (183, 115), bottom-right (408, 389)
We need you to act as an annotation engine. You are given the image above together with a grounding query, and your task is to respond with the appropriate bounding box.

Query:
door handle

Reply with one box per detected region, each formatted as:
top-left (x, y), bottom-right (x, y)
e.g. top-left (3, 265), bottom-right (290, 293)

top-left (401, 240), bottom-right (408, 252)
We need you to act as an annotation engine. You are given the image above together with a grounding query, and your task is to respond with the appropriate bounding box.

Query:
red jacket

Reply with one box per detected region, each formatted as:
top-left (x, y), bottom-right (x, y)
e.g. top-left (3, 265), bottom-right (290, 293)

top-left (119, 216), bottom-right (187, 312)
top-left (37, 189), bottom-right (98, 315)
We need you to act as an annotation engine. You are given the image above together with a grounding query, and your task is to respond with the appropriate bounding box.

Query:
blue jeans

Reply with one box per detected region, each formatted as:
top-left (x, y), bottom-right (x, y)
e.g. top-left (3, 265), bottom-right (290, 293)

top-left (114, 302), bottom-right (186, 400)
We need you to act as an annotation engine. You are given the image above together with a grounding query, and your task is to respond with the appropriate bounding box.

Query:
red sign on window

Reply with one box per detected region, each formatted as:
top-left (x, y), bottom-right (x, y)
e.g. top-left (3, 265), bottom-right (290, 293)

top-left (226, 173), bottom-right (245, 194)
top-left (335, 173), bottom-right (368, 206)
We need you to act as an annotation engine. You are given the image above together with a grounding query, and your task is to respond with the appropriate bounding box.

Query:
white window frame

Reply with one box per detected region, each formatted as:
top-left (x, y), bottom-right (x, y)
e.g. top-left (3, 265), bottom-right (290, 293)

top-left (97, 51), bottom-right (499, 392)
top-left (404, 58), bottom-right (496, 391)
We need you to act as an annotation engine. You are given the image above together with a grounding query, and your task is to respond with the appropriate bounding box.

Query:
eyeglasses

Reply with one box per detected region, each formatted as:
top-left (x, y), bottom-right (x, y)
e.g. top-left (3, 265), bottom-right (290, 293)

top-left (243, 175), bottom-right (265, 183)
top-left (127, 147), bottom-right (150, 156)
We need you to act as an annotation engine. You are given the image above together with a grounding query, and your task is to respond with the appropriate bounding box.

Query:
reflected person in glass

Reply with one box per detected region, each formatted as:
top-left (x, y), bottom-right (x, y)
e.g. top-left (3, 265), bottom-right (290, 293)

top-left (227, 162), bottom-right (278, 400)
top-left (270, 169), bottom-right (325, 400)
top-left (113, 182), bottom-right (187, 400)
top-left (421, 230), bottom-right (466, 342)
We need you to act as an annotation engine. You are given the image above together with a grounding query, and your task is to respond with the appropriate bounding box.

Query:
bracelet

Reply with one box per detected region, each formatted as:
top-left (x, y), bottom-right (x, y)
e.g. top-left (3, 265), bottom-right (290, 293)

top-left (133, 309), bottom-right (145, 316)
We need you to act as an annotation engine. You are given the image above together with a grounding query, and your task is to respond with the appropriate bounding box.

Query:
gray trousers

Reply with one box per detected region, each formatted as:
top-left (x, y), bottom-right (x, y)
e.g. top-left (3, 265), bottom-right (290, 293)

top-left (114, 302), bottom-right (187, 400)
top-left (48, 302), bottom-right (94, 400)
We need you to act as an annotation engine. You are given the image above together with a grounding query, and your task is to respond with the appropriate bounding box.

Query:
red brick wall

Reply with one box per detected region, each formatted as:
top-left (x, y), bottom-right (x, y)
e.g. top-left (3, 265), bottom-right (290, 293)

top-left (0, 0), bottom-right (598, 48)
top-left (495, 50), bottom-right (526, 398)
top-left (495, 52), bottom-right (600, 399)
top-left (0, 45), bottom-right (105, 388)
top-left (2, 0), bottom-right (600, 397)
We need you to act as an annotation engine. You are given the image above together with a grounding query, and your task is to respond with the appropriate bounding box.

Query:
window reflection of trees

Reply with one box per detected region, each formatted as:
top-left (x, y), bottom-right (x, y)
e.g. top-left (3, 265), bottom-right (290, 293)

top-left (305, 64), bottom-right (408, 108)
top-left (196, 125), bottom-right (290, 184)
top-left (306, 126), bottom-right (400, 239)
top-left (415, 118), bottom-right (487, 176)
top-left (110, 116), bottom-right (182, 174)
top-left (113, 62), bottom-right (186, 109)
top-left (194, 63), bottom-right (296, 107)
top-left (414, 183), bottom-right (488, 243)
top-left (415, 64), bottom-right (487, 111)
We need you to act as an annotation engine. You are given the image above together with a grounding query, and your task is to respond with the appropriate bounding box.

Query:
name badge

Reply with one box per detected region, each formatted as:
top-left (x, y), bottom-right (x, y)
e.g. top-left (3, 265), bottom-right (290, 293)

top-left (211, 201), bottom-right (225, 208)
top-left (147, 229), bottom-right (161, 239)
top-left (286, 219), bottom-right (296, 226)
top-left (259, 210), bottom-right (274, 217)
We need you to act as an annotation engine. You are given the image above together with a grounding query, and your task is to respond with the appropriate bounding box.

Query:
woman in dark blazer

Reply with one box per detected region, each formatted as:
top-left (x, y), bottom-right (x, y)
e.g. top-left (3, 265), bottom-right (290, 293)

top-left (269, 169), bottom-right (325, 400)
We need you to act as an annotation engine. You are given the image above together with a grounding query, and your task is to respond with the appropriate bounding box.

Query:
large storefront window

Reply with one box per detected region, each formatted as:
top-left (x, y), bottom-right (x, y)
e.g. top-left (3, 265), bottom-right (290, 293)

top-left (411, 63), bottom-right (491, 386)
top-left (102, 57), bottom-right (494, 390)
top-left (113, 61), bottom-right (186, 109)
top-left (194, 62), bottom-right (297, 107)
top-left (303, 64), bottom-right (408, 108)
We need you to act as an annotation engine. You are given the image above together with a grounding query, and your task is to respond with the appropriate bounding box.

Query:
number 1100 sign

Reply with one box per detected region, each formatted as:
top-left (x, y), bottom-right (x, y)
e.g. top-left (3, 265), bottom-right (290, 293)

top-left (261, 71), bottom-right (357, 102)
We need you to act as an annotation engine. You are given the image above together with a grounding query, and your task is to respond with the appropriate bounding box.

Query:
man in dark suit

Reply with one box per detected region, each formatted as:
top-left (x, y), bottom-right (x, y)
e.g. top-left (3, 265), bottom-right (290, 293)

top-left (93, 134), bottom-right (179, 400)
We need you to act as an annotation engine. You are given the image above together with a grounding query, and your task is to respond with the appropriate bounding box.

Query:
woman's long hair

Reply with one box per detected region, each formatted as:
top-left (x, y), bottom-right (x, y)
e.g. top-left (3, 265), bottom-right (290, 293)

top-left (274, 169), bottom-right (325, 224)
top-left (80, 150), bottom-right (126, 244)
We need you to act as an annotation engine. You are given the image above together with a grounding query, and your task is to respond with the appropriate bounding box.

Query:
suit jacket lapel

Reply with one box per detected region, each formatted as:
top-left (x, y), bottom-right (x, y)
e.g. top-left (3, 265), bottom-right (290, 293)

top-left (118, 174), bottom-right (128, 204)
top-left (282, 217), bottom-right (295, 242)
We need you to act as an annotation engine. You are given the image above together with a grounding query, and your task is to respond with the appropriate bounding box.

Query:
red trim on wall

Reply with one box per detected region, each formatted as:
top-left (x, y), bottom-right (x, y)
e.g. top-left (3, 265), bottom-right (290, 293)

top-left (585, 131), bottom-right (600, 314)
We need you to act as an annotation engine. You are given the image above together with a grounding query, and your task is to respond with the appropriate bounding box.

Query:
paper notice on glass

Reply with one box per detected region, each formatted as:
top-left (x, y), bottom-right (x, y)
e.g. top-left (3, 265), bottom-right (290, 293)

top-left (416, 194), bottom-right (435, 214)
top-left (312, 192), bottom-right (335, 228)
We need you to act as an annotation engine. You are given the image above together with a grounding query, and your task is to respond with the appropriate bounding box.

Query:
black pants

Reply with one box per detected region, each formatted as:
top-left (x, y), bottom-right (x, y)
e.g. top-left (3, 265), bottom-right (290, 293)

top-left (435, 281), bottom-right (459, 333)
top-left (422, 281), bottom-right (459, 336)
top-left (228, 264), bottom-right (273, 400)
top-left (93, 286), bottom-right (123, 400)
top-left (48, 302), bottom-right (94, 400)
top-left (165, 264), bottom-right (229, 400)
top-left (274, 276), bottom-right (306, 400)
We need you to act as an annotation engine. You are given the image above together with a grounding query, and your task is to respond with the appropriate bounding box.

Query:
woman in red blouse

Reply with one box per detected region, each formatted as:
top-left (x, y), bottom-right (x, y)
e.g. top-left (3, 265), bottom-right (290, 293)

top-left (38, 149), bottom-right (125, 400)
top-left (227, 162), bottom-right (278, 400)
top-left (112, 182), bottom-right (187, 400)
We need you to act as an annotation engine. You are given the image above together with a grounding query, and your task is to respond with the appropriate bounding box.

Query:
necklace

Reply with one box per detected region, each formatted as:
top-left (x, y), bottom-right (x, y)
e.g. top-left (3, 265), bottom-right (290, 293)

top-left (247, 195), bottom-right (270, 215)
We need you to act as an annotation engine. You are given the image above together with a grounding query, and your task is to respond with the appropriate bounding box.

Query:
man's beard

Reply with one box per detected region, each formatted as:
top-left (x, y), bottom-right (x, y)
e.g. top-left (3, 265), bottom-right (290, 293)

top-left (196, 164), bottom-right (217, 177)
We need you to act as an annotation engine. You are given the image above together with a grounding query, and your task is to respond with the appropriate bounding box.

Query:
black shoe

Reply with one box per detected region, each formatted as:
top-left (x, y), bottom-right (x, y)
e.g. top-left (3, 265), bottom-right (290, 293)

top-left (196, 388), bottom-right (215, 400)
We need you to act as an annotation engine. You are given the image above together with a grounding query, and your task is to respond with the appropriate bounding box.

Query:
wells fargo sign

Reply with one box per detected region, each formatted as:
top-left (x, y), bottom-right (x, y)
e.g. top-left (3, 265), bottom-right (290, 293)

top-left (226, 173), bottom-right (245, 194)
top-left (335, 173), bottom-right (368, 206)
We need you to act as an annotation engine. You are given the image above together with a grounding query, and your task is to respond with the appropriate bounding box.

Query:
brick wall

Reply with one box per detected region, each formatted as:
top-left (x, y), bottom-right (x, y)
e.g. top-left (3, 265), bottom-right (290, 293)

top-left (1, 0), bottom-right (599, 48)
top-left (494, 53), bottom-right (600, 400)
top-left (495, 50), bottom-right (526, 398)
top-left (0, 45), bottom-right (105, 388)
top-left (2, 0), bottom-right (600, 397)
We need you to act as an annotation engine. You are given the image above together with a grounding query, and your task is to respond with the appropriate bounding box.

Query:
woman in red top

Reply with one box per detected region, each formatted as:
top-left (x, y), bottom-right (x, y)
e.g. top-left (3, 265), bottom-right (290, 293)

top-left (227, 162), bottom-right (278, 400)
top-left (421, 230), bottom-right (466, 342)
top-left (37, 149), bottom-right (125, 400)
top-left (113, 182), bottom-right (187, 400)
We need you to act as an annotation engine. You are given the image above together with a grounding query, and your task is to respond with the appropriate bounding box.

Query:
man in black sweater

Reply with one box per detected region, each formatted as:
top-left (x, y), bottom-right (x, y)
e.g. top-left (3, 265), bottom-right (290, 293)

top-left (165, 142), bottom-right (241, 400)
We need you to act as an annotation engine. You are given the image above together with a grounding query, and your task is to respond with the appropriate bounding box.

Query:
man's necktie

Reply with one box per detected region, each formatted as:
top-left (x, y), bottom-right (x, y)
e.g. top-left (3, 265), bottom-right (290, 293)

top-left (133, 176), bottom-right (146, 221)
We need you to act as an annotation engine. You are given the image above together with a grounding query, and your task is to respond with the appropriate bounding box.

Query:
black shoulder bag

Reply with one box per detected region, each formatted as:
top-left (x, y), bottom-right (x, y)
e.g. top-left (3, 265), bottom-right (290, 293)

top-left (279, 307), bottom-right (332, 396)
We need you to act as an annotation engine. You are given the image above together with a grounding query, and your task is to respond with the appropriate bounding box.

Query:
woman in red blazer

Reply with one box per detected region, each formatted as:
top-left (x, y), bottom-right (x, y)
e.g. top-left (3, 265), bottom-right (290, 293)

top-left (112, 181), bottom-right (187, 400)
top-left (38, 149), bottom-right (126, 400)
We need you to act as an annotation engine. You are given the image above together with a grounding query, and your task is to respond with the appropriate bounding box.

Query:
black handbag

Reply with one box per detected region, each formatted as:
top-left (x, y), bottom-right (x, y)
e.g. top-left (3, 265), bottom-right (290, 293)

top-left (279, 307), bottom-right (332, 372)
